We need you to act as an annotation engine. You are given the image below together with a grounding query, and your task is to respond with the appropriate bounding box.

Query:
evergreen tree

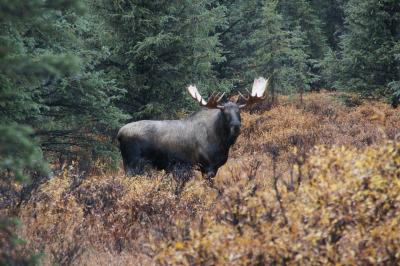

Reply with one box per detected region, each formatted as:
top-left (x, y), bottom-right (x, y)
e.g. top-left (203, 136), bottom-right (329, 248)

top-left (215, 0), bottom-right (265, 89)
top-left (250, 0), bottom-right (312, 101)
top-left (278, 0), bottom-right (328, 61)
top-left (1, 1), bottom-right (82, 264)
top-left (311, 0), bottom-right (347, 51)
top-left (1, 3), bottom-right (131, 261)
top-left (277, 0), bottom-right (328, 89)
top-left (95, 0), bottom-right (227, 119)
top-left (319, 48), bottom-right (342, 89)
top-left (314, 0), bottom-right (347, 89)
top-left (217, 0), bottom-right (325, 92)
top-left (0, 0), bottom-right (128, 174)
top-left (338, 0), bottom-right (400, 97)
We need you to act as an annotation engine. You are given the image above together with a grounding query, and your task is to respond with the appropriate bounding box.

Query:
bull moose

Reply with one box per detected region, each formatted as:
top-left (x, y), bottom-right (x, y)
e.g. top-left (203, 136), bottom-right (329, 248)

top-left (117, 77), bottom-right (269, 182)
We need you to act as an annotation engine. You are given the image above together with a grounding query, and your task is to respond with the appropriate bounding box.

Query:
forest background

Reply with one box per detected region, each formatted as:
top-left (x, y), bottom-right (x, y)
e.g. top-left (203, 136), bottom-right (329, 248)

top-left (1, 0), bottom-right (399, 264)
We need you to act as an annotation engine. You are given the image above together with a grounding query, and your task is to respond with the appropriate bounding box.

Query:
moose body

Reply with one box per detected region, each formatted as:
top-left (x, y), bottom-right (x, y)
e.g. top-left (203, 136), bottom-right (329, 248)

top-left (117, 77), bottom-right (268, 181)
top-left (117, 105), bottom-right (240, 178)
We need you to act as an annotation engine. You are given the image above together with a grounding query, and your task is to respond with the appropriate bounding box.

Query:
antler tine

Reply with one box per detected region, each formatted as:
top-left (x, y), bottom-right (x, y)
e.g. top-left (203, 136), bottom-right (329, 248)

top-left (212, 92), bottom-right (220, 99)
top-left (187, 85), bottom-right (207, 106)
top-left (187, 85), bottom-right (225, 109)
top-left (209, 91), bottom-right (217, 101)
top-left (217, 92), bottom-right (225, 102)
top-left (237, 91), bottom-right (248, 101)
top-left (208, 92), bottom-right (218, 103)
top-left (207, 91), bottom-right (225, 105)
top-left (238, 77), bottom-right (269, 109)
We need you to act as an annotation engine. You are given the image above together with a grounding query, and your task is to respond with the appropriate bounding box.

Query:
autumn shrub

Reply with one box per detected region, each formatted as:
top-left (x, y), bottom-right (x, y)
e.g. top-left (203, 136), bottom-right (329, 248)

top-left (10, 92), bottom-right (400, 265)
top-left (16, 167), bottom-right (218, 265)
top-left (157, 141), bottom-right (400, 265)
top-left (235, 92), bottom-right (399, 182)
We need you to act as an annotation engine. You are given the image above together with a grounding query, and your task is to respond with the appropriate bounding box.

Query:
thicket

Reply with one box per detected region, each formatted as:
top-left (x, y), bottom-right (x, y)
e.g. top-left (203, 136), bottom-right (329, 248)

top-left (1, 0), bottom-right (400, 264)
top-left (10, 93), bottom-right (400, 265)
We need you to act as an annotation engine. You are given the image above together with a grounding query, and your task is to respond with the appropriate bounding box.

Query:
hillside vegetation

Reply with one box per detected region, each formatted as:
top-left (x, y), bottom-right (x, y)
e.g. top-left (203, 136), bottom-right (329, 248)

top-left (1, 1), bottom-right (400, 265)
top-left (6, 93), bottom-right (399, 265)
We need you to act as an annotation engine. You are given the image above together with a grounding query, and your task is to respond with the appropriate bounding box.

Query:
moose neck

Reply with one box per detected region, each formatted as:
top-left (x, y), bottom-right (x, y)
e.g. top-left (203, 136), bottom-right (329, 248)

top-left (187, 108), bottom-right (239, 148)
top-left (217, 110), bottom-right (239, 147)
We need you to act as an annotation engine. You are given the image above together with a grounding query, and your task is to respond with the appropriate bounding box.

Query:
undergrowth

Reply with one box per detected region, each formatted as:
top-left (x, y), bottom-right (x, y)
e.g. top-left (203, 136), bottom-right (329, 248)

top-left (2, 92), bottom-right (400, 265)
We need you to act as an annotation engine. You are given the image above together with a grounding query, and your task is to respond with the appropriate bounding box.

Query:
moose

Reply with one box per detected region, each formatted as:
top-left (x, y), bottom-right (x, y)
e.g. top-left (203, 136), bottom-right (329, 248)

top-left (117, 77), bottom-right (269, 182)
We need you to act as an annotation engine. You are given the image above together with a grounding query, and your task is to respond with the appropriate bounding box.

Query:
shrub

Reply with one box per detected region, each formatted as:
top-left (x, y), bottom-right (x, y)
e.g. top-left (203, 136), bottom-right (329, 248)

top-left (8, 92), bottom-right (400, 265)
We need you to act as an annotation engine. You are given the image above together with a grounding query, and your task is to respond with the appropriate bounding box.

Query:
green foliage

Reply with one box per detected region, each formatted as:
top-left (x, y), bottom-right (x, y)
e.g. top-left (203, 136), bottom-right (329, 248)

top-left (215, 0), bottom-right (264, 88)
top-left (278, 0), bottom-right (327, 61)
top-left (338, 0), bottom-right (400, 96)
top-left (275, 0), bottom-right (328, 88)
top-left (251, 1), bottom-right (313, 98)
top-left (388, 81), bottom-right (400, 107)
top-left (216, 0), bottom-right (325, 96)
top-left (0, 125), bottom-right (47, 183)
top-left (95, 0), bottom-right (227, 119)
top-left (319, 48), bottom-right (342, 89)
top-left (311, 0), bottom-right (347, 51)
top-left (0, 0), bottom-right (129, 169)
top-left (389, 81), bottom-right (400, 97)
top-left (0, 0), bottom-right (128, 264)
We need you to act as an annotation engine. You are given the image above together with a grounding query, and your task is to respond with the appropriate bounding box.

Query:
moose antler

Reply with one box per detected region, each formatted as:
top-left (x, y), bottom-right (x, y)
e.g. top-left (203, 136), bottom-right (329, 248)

top-left (187, 85), bottom-right (225, 109)
top-left (238, 77), bottom-right (269, 108)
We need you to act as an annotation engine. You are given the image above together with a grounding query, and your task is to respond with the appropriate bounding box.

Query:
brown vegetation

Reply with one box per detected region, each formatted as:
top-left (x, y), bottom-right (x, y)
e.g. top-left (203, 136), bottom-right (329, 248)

top-left (5, 92), bottom-right (400, 265)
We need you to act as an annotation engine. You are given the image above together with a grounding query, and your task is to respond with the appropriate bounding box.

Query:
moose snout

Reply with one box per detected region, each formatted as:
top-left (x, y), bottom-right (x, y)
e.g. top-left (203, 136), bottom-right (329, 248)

top-left (230, 122), bottom-right (241, 134)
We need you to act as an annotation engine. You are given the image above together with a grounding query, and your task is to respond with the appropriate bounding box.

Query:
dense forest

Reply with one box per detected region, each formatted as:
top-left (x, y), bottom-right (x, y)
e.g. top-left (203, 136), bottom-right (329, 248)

top-left (1, 0), bottom-right (400, 265)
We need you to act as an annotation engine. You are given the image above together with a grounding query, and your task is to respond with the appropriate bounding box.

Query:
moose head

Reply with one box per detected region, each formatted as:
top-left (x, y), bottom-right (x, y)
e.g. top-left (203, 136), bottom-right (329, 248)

top-left (187, 77), bottom-right (269, 143)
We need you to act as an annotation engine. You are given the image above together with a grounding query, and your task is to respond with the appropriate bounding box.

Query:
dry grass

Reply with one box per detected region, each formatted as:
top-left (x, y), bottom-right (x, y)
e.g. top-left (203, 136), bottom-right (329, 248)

top-left (7, 92), bottom-right (400, 265)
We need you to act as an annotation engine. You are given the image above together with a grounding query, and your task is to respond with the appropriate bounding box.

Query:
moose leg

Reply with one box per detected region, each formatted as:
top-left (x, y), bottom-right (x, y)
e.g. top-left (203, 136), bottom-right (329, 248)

top-left (202, 166), bottom-right (217, 186)
top-left (198, 152), bottom-right (218, 185)
top-left (169, 163), bottom-right (193, 195)
top-left (123, 157), bottom-right (134, 176)
top-left (120, 141), bottom-right (141, 175)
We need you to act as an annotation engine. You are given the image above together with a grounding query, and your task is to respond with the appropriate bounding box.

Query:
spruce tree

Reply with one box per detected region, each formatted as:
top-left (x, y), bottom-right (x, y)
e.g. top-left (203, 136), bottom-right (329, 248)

top-left (277, 0), bottom-right (328, 89)
top-left (278, 0), bottom-right (328, 61)
top-left (0, 0), bottom-right (129, 176)
top-left (95, 0), bottom-right (227, 119)
top-left (311, 0), bottom-right (347, 51)
top-left (217, 0), bottom-right (325, 92)
top-left (250, 0), bottom-right (312, 101)
top-left (338, 0), bottom-right (400, 97)
top-left (215, 0), bottom-right (265, 89)
top-left (1, 1), bottom-right (84, 264)
top-left (314, 0), bottom-right (347, 89)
